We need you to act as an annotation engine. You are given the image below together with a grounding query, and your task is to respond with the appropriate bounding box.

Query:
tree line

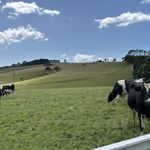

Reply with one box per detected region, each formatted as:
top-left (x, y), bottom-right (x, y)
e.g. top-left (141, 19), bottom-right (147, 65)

top-left (0, 59), bottom-right (60, 69)
top-left (127, 49), bottom-right (150, 56)
top-left (123, 49), bottom-right (150, 79)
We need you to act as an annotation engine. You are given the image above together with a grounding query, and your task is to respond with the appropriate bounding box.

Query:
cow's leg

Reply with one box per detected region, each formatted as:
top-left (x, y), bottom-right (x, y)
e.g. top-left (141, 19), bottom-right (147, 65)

top-left (133, 109), bottom-right (136, 127)
top-left (138, 113), bottom-right (145, 135)
top-left (5, 91), bottom-right (7, 96)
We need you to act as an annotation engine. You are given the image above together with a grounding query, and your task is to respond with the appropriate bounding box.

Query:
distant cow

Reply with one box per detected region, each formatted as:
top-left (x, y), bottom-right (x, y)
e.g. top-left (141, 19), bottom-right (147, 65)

top-left (2, 84), bottom-right (15, 95)
top-left (107, 79), bottom-right (143, 103)
top-left (128, 80), bottom-right (150, 134)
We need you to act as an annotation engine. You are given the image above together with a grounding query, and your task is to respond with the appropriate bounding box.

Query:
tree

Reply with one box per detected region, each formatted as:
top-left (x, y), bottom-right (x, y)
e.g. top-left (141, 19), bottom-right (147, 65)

top-left (141, 57), bottom-right (150, 79)
top-left (64, 59), bottom-right (67, 63)
top-left (113, 58), bottom-right (116, 62)
top-left (124, 50), bottom-right (150, 78)
top-left (54, 66), bottom-right (60, 72)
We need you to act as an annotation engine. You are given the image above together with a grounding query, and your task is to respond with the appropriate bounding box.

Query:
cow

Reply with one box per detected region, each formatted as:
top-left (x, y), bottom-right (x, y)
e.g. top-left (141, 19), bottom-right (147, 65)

top-left (107, 79), bottom-right (143, 103)
top-left (2, 84), bottom-right (15, 96)
top-left (127, 80), bottom-right (150, 134)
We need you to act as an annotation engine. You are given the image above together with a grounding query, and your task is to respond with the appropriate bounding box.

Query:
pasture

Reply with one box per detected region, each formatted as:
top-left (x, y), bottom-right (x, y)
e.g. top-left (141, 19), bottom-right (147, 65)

top-left (0, 62), bottom-right (146, 150)
top-left (0, 65), bottom-right (49, 85)
top-left (16, 62), bottom-right (132, 89)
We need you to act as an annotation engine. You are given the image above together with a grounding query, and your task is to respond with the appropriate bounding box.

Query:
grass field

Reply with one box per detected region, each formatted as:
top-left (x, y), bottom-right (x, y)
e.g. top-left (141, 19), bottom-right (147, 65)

top-left (1, 87), bottom-right (150, 150)
top-left (0, 62), bottom-right (144, 150)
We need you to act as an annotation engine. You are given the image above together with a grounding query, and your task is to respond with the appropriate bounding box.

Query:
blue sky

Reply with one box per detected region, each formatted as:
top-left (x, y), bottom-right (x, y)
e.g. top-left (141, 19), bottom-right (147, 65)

top-left (0, 0), bottom-right (150, 66)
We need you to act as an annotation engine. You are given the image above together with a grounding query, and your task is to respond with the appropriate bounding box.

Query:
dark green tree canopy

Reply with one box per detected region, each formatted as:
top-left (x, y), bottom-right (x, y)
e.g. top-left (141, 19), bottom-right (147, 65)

top-left (124, 49), bottom-right (150, 79)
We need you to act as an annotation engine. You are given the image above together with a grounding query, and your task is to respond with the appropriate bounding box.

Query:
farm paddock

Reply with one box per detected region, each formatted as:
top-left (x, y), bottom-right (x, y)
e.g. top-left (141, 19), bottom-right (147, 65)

top-left (0, 87), bottom-right (148, 150)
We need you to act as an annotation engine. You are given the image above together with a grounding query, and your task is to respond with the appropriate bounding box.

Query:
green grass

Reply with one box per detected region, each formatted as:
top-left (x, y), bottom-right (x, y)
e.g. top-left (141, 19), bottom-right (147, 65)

top-left (0, 62), bottom-right (140, 149)
top-left (0, 87), bottom-right (149, 150)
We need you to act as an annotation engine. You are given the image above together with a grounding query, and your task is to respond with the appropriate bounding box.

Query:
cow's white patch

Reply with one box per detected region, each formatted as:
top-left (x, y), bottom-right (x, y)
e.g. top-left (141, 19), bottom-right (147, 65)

top-left (117, 80), bottom-right (127, 94)
top-left (141, 115), bottom-right (145, 129)
top-left (135, 78), bottom-right (144, 83)
top-left (145, 98), bottom-right (150, 103)
top-left (144, 83), bottom-right (150, 92)
top-left (143, 83), bottom-right (150, 103)
top-left (5, 89), bottom-right (12, 94)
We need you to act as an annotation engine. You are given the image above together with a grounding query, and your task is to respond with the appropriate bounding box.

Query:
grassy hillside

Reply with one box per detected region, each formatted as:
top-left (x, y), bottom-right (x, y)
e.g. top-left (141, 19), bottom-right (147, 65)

top-left (15, 62), bottom-right (132, 89)
top-left (0, 62), bottom-right (132, 87)
top-left (0, 65), bottom-right (50, 85)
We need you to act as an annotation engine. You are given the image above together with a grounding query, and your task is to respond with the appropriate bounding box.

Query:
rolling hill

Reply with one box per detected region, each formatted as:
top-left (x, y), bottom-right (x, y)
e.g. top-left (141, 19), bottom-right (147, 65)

top-left (0, 62), bottom-right (132, 89)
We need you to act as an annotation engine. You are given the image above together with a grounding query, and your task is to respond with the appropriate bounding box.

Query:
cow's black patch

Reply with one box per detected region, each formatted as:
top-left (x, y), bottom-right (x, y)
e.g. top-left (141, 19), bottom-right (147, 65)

top-left (125, 79), bottom-right (134, 93)
top-left (108, 82), bottom-right (123, 102)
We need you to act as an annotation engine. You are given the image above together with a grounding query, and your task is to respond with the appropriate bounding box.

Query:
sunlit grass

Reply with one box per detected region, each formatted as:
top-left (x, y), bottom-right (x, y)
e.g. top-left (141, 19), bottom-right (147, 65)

top-left (0, 87), bottom-right (147, 150)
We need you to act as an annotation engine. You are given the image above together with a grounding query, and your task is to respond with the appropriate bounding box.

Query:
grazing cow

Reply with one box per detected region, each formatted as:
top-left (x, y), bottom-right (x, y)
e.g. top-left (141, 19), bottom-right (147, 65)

top-left (128, 80), bottom-right (150, 134)
top-left (107, 79), bottom-right (143, 103)
top-left (2, 84), bottom-right (15, 96)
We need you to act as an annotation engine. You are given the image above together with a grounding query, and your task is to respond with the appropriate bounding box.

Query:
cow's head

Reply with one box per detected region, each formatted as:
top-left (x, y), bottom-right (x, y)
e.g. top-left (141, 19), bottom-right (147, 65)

top-left (107, 82), bottom-right (123, 102)
top-left (130, 81), bottom-right (143, 91)
top-left (108, 91), bottom-right (117, 102)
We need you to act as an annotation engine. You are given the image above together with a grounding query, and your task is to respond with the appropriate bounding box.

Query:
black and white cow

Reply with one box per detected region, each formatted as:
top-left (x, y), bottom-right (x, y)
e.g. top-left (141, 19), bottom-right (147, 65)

top-left (107, 79), bottom-right (143, 103)
top-left (128, 80), bottom-right (150, 134)
top-left (2, 84), bottom-right (15, 96)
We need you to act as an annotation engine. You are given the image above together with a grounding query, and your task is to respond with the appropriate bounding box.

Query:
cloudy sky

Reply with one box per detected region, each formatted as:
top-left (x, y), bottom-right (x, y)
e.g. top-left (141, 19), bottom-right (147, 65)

top-left (0, 0), bottom-right (150, 66)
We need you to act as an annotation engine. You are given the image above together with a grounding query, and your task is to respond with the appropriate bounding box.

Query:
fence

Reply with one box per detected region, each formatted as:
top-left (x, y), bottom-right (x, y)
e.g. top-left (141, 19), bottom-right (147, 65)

top-left (93, 133), bottom-right (150, 150)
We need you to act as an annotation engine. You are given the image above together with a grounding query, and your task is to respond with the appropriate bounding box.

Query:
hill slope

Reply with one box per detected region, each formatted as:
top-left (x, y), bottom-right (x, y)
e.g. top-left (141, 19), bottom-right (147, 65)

top-left (0, 65), bottom-right (49, 85)
top-left (15, 62), bottom-right (132, 89)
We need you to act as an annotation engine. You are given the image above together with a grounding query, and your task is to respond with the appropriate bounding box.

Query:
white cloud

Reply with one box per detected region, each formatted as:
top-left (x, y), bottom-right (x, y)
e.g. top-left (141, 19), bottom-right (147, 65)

top-left (0, 25), bottom-right (48, 45)
top-left (95, 12), bottom-right (150, 28)
top-left (140, 0), bottom-right (150, 4)
top-left (2, 1), bottom-right (60, 19)
top-left (61, 54), bottom-right (70, 62)
top-left (61, 54), bottom-right (67, 58)
top-left (42, 9), bottom-right (60, 16)
top-left (73, 54), bottom-right (96, 63)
